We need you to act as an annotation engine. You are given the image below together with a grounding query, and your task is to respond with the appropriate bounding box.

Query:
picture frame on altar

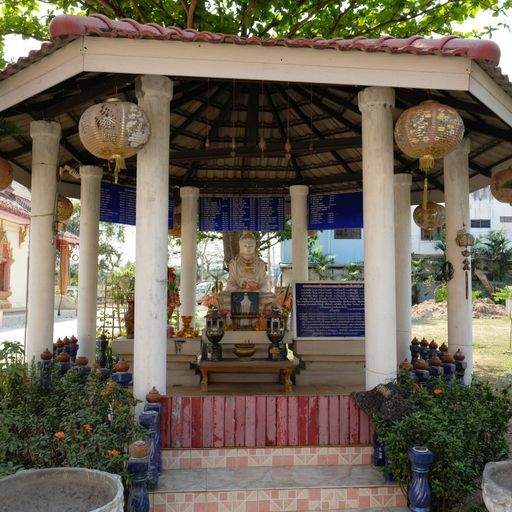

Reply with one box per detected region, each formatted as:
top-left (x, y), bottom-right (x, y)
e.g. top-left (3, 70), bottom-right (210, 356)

top-left (231, 292), bottom-right (259, 315)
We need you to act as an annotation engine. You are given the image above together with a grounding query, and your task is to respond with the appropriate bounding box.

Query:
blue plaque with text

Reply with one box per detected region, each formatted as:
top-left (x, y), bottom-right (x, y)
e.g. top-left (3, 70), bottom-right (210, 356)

top-left (293, 281), bottom-right (365, 339)
top-left (100, 182), bottom-right (174, 227)
top-left (308, 192), bottom-right (363, 230)
top-left (199, 196), bottom-right (285, 232)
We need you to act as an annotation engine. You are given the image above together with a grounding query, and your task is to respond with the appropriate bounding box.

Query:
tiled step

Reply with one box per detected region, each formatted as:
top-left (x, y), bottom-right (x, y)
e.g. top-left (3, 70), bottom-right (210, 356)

top-left (162, 446), bottom-right (374, 470)
top-left (150, 464), bottom-right (407, 511)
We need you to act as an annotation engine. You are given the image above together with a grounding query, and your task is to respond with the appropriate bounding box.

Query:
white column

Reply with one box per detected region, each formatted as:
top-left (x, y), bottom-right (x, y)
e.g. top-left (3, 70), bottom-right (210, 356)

top-left (77, 165), bottom-right (103, 363)
top-left (180, 187), bottom-right (199, 323)
top-left (444, 138), bottom-right (472, 384)
top-left (358, 87), bottom-right (397, 389)
top-left (394, 173), bottom-right (412, 365)
top-left (134, 75), bottom-right (173, 402)
top-left (26, 121), bottom-right (61, 363)
top-left (290, 185), bottom-right (309, 282)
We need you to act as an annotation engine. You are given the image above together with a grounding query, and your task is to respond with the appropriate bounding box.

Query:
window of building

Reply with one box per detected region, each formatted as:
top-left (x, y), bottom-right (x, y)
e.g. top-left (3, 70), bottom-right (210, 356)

top-left (470, 219), bottom-right (491, 228)
top-left (334, 228), bottom-right (362, 239)
top-left (420, 227), bottom-right (444, 241)
top-left (500, 216), bottom-right (512, 223)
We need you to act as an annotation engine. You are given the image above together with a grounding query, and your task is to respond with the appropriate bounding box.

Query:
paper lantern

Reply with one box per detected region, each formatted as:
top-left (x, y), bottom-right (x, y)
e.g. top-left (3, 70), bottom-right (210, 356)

top-left (395, 101), bottom-right (464, 209)
top-left (413, 201), bottom-right (445, 230)
top-left (395, 101), bottom-right (464, 171)
top-left (57, 195), bottom-right (73, 222)
top-left (79, 99), bottom-right (150, 183)
top-left (491, 167), bottom-right (512, 205)
top-left (0, 157), bottom-right (14, 191)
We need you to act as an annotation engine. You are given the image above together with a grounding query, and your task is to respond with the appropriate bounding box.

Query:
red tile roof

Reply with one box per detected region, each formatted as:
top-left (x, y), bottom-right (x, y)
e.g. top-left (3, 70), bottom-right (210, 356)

top-left (0, 13), bottom-right (503, 82)
top-left (49, 13), bottom-right (501, 62)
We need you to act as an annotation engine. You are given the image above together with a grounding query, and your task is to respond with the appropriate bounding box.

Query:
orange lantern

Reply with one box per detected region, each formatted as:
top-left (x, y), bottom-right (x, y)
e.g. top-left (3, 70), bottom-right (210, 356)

top-left (490, 167), bottom-right (512, 205)
top-left (413, 201), bottom-right (445, 231)
top-left (395, 101), bottom-right (464, 209)
top-left (0, 157), bottom-right (14, 191)
top-left (79, 98), bottom-right (150, 183)
top-left (57, 195), bottom-right (74, 222)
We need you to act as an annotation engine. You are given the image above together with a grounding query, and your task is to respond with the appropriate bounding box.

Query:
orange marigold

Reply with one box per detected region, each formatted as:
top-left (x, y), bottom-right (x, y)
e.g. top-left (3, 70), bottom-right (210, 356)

top-left (83, 424), bottom-right (93, 432)
top-left (433, 389), bottom-right (442, 395)
top-left (54, 431), bottom-right (65, 439)
top-left (108, 449), bottom-right (120, 457)
top-left (100, 389), bottom-right (110, 396)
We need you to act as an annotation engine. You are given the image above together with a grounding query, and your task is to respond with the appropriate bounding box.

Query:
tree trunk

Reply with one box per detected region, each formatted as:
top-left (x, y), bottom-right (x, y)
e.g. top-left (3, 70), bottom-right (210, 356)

top-left (223, 232), bottom-right (242, 270)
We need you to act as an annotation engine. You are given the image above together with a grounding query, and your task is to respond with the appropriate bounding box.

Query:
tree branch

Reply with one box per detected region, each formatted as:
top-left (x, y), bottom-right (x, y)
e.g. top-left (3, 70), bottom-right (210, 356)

top-left (326, 0), bottom-right (357, 38)
top-left (130, 0), bottom-right (149, 23)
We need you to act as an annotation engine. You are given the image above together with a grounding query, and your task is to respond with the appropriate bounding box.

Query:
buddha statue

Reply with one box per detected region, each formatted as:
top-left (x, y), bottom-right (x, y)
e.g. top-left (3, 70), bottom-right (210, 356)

top-left (219, 232), bottom-right (276, 324)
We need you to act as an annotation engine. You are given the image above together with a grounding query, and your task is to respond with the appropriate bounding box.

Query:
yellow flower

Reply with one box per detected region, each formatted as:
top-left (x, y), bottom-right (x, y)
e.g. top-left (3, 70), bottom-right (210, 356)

top-left (83, 424), bottom-right (93, 433)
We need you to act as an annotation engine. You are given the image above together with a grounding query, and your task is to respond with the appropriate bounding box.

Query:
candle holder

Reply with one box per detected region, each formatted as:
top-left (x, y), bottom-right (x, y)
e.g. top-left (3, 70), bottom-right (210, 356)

top-left (204, 306), bottom-right (224, 361)
top-left (266, 306), bottom-right (287, 360)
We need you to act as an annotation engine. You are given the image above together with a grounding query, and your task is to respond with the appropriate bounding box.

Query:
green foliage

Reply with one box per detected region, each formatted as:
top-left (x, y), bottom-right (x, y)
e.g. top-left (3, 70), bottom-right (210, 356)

top-left (493, 285), bottom-right (512, 303)
top-left (2, 0), bottom-right (511, 67)
top-left (412, 258), bottom-right (436, 304)
top-left (308, 245), bottom-right (335, 280)
top-left (374, 378), bottom-right (512, 511)
top-left (0, 117), bottom-right (21, 137)
top-left (0, 342), bottom-right (145, 484)
top-left (473, 228), bottom-right (512, 284)
top-left (434, 282), bottom-right (447, 302)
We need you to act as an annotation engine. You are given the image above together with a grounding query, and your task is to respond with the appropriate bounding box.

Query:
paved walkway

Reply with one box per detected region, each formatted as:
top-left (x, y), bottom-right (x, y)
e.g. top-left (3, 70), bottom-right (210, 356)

top-left (0, 310), bottom-right (78, 349)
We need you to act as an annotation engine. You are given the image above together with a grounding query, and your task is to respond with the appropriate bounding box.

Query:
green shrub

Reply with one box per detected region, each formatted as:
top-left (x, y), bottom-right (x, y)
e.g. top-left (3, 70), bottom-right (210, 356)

top-left (373, 377), bottom-right (512, 511)
top-left (0, 343), bottom-right (146, 484)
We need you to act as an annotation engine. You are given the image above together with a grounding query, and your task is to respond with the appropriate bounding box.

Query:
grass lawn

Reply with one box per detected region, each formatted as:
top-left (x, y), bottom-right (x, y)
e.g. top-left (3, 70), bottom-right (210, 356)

top-left (412, 316), bottom-right (512, 388)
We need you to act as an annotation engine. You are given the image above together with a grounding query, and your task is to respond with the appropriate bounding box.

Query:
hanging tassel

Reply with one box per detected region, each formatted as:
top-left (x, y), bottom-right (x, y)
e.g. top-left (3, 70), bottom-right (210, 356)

top-left (422, 175), bottom-right (429, 210)
top-left (113, 156), bottom-right (126, 184)
top-left (419, 154), bottom-right (435, 172)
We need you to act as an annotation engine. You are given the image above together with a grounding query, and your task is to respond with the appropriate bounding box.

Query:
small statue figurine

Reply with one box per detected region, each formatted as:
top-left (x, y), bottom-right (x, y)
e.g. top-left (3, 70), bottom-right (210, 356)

top-left (219, 232), bottom-right (275, 326)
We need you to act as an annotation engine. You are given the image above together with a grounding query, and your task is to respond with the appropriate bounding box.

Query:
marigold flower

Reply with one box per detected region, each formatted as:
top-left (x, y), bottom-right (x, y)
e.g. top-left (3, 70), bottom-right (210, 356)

top-left (54, 431), bottom-right (65, 439)
top-left (108, 449), bottom-right (120, 457)
top-left (100, 389), bottom-right (110, 396)
top-left (433, 389), bottom-right (442, 395)
top-left (83, 424), bottom-right (93, 432)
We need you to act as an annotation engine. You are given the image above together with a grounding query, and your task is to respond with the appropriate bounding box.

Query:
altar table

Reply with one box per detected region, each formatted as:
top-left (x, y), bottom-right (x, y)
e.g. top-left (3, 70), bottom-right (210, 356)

top-left (199, 359), bottom-right (295, 392)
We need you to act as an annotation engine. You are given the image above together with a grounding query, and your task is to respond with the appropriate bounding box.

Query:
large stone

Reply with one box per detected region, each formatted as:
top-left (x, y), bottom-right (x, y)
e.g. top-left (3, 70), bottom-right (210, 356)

top-left (0, 467), bottom-right (124, 512)
top-left (482, 460), bottom-right (512, 512)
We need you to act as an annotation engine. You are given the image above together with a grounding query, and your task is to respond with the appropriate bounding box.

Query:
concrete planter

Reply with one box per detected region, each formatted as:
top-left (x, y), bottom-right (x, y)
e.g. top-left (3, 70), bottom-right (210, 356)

top-left (482, 460), bottom-right (512, 512)
top-left (0, 467), bottom-right (124, 512)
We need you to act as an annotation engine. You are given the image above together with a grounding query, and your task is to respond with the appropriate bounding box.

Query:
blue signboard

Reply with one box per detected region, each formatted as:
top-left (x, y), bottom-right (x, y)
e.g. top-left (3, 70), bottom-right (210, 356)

top-left (308, 192), bottom-right (363, 230)
top-left (199, 196), bottom-right (285, 232)
top-left (293, 281), bottom-right (365, 339)
top-left (100, 182), bottom-right (174, 227)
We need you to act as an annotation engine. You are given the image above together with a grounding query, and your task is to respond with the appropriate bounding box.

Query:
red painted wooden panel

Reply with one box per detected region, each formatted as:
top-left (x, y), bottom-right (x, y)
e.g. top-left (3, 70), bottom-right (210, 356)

top-left (307, 397), bottom-right (319, 445)
top-left (276, 396), bottom-right (288, 446)
top-left (160, 397), bottom-right (172, 448)
top-left (213, 396), bottom-right (225, 447)
top-left (318, 396), bottom-right (329, 445)
top-left (339, 395), bottom-right (350, 445)
top-left (245, 396), bottom-right (256, 447)
top-left (166, 392), bottom-right (371, 448)
top-left (297, 396), bottom-right (309, 446)
top-left (349, 397), bottom-right (360, 444)
top-left (255, 396), bottom-right (267, 447)
top-left (328, 395), bottom-right (340, 445)
top-left (202, 396), bottom-right (214, 447)
top-left (170, 397), bottom-right (182, 448)
top-left (265, 396), bottom-right (277, 446)
top-left (234, 396), bottom-right (246, 446)
top-left (224, 396), bottom-right (236, 447)
top-left (358, 409), bottom-right (371, 445)
top-left (191, 396), bottom-right (203, 448)
top-left (181, 397), bottom-right (192, 448)
top-left (287, 396), bottom-right (299, 446)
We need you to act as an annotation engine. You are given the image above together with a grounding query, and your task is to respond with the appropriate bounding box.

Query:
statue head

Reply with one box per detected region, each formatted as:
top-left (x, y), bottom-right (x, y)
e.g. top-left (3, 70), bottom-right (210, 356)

top-left (239, 231), bottom-right (257, 262)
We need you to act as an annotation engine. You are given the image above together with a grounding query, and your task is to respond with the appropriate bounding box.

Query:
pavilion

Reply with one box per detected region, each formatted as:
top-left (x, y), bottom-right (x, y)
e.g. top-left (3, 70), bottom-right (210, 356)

top-left (0, 13), bottom-right (511, 408)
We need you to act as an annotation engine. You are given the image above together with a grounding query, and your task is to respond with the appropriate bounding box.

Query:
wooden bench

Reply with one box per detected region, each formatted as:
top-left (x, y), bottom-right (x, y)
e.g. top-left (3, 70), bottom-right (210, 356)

top-left (198, 359), bottom-right (295, 393)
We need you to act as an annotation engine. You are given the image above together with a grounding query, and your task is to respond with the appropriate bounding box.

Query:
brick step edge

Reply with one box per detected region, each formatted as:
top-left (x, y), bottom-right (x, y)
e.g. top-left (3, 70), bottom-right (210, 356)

top-left (162, 446), bottom-right (374, 470)
top-left (150, 487), bottom-right (407, 511)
